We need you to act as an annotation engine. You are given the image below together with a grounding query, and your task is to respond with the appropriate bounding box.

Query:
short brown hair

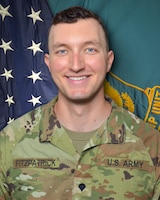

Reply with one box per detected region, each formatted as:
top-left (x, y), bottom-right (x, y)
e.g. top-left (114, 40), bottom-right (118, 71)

top-left (50, 6), bottom-right (109, 50)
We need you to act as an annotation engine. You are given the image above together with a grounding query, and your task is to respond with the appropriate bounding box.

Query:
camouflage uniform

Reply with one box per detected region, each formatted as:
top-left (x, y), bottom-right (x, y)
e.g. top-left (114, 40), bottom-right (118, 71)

top-left (0, 96), bottom-right (160, 200)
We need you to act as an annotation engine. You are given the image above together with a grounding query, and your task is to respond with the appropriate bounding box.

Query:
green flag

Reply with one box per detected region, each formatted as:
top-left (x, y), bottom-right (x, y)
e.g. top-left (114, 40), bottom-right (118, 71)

top-left (48, 0), bottom-right (160, 131)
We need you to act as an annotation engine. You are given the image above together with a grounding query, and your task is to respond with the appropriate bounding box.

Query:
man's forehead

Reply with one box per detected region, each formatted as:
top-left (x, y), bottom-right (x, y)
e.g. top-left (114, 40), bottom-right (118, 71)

top-left (50, 18), bottom-right (102, 33)
top-left (48, 19), bottom-right (107, 49)
top-left (52, 40), bottom-right (103, 49)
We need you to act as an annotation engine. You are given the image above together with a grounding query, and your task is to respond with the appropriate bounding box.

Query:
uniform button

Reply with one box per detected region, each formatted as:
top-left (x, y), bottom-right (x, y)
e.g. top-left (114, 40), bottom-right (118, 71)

top-left (78, 183), bottom-right (86, 191)
top-left (77, 165), bottom-right (81, 169)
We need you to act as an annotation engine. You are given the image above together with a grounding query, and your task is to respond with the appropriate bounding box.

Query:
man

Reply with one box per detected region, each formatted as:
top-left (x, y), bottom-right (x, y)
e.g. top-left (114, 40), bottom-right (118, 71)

top-left (0, 6), bottom-right (160, 200)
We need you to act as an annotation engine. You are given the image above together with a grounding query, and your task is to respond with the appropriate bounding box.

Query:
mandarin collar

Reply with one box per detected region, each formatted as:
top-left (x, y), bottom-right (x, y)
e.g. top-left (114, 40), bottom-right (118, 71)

top-left (39, 96), bottom-right (126, 144)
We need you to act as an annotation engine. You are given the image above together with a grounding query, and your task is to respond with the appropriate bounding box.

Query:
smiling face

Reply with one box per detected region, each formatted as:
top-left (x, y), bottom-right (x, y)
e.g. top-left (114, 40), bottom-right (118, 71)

top-left (45, 18), bottom-right (114, 103)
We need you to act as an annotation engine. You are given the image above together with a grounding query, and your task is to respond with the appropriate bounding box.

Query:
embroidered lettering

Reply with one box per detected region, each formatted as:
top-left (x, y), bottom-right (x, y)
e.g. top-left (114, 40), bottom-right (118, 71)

top-left (107, 159), bottom-right (120, 167)
top-left (148, 116), bottom-right (157, 126)
top-left (123, 160), bottom-right (143, 168)
top-left (145, 87), bottom-right (160, 131)
top-left (105, 158), bottom-right (149, 170)
top-left (14, 158), bottom-right (59, 169)
top-left (152, 100), bottom-right (160, 115)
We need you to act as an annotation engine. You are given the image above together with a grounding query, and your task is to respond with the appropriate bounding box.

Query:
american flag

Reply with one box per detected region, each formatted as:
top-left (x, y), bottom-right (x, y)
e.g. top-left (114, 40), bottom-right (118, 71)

top-left (0, 0), bottom-right (58, 131)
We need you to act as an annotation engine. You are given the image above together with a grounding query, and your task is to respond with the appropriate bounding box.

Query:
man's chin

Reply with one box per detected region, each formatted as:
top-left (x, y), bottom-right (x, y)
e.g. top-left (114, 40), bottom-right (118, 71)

top-left (68, 95), bottom-right (94, 104)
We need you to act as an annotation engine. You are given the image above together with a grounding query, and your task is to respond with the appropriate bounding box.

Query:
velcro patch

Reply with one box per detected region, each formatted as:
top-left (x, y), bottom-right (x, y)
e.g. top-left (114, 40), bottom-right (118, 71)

top-left (13, 158), bottom-right (60, 169)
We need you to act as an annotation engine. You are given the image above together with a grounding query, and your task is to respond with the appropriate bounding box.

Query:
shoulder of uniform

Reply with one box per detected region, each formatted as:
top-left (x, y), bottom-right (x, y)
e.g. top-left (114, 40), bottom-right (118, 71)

top-left (110, 98), bottom-right (159, 137)
top-left (0, 97), bottom-right (57, 137)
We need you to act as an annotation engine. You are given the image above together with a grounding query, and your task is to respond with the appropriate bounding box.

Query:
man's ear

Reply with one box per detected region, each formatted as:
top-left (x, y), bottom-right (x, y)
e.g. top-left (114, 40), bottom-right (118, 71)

top-left (44, 53), bottom-right (50, 69)
top-left (106, 50), bottom-right (114, 73)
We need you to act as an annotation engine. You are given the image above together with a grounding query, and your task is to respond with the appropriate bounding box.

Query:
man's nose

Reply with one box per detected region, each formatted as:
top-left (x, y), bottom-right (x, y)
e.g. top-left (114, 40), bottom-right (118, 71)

top-left (69, 53), bottom-right (85, 72)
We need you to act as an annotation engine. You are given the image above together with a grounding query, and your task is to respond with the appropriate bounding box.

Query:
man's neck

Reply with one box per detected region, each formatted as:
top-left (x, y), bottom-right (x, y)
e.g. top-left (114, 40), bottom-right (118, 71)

top-left (54, 96), bottom-right (111, 132)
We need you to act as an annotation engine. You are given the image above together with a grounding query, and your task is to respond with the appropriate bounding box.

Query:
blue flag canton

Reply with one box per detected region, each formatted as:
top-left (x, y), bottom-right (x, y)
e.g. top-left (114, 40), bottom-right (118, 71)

top-left (0, 0), bottom-right (57, 130)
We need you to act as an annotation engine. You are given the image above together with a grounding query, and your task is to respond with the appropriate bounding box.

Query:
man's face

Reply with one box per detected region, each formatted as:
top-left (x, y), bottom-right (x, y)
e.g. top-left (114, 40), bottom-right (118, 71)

top-left (45, 18), bottom-right (114, 103)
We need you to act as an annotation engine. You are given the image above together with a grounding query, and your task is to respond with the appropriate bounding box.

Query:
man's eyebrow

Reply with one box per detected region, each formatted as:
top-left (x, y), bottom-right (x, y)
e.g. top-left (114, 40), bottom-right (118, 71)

top-left (83, 40), bottom-right (102, 46)
top-left (52, 43), bottom-right (68, 49)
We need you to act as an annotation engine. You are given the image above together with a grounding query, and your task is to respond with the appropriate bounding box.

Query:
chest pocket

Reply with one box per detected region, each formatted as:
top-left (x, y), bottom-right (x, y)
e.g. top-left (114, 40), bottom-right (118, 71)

top-left (73, 143), bottom-right (156, 199)
top-left (8, 158), bottom-right (74, 200)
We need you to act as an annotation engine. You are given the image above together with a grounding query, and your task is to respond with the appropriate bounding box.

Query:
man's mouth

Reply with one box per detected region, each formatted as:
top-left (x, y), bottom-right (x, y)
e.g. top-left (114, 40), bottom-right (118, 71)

top-left (68, 76), bottom-right (87, 81)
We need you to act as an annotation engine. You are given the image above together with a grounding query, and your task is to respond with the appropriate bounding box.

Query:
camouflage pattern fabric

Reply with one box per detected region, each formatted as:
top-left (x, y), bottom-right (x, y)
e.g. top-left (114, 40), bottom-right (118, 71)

top-left (0, 96), bottom-right (160, 200)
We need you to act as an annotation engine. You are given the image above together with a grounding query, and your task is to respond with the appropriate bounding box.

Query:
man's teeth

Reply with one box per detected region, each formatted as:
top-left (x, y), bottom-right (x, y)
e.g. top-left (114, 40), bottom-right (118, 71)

top-left (69, 76), bottom-right (86, 81)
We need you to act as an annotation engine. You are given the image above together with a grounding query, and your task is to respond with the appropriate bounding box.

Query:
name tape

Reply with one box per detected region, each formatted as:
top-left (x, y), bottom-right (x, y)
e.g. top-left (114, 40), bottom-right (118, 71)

top-left (13, 158), bottom-right (60, 169)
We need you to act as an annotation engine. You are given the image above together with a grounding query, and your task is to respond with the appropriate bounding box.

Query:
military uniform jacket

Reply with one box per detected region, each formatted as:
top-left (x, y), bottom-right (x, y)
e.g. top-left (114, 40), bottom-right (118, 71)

top-left (0, 97), bottom-right (160, 200)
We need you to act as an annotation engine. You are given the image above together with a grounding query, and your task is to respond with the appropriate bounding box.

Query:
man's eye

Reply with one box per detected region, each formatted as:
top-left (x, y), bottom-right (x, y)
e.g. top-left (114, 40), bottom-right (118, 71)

top-left (86, 48), bottom-right (96, 53)
top-left (57, 49), bottom-right (67, 55)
